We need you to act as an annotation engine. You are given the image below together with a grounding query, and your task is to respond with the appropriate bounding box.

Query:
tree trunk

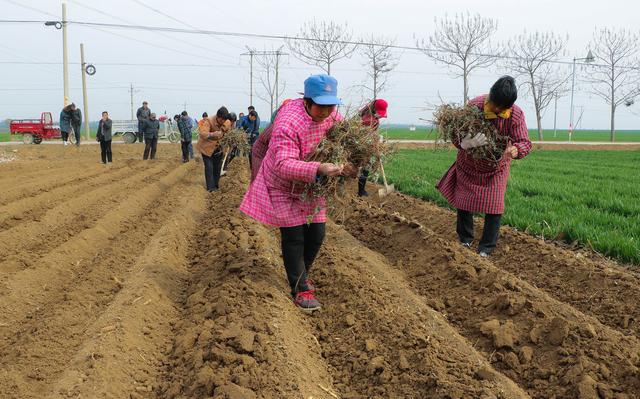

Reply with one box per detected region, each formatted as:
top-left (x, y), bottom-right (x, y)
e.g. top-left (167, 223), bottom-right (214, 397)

top-left (530, 74), bottom-right (543, 141)
top-left (536, 114), bottom-right (543, 141)
top-left (610, 103), bottom-right (616, 142)
top-left (463, 72), bottom-right (469, 104)
top-left (270, 96), bottom-right (274, 118)
top-left (373, 68), bottom-right (378, 100)
top-left (463, 58), bottom-right (469, 104)
top-left (610, 67), bottom-right (615, 142)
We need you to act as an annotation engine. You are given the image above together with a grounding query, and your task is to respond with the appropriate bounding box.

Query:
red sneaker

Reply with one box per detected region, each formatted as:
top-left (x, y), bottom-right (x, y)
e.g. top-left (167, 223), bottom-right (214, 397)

top-left (305, 279), bottom-right (316, 293)
top-left (293, 290), bottom-right (321, 312)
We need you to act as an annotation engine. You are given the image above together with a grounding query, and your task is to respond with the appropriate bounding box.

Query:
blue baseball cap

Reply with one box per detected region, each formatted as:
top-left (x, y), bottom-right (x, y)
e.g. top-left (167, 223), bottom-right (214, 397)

top-left (303, 74), bottom-right (342, 105)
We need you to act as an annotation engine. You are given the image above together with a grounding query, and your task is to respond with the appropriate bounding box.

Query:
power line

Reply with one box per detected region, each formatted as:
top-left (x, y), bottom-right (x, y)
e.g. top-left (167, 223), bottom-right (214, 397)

top-left (66, 0), bottom-right (232, 64)
top-left (0, 17), bottom-right (637, 71)
top-left (1, 0), bottom-right (56, 18)
top-left (130, 0), bottom-right (243, 59)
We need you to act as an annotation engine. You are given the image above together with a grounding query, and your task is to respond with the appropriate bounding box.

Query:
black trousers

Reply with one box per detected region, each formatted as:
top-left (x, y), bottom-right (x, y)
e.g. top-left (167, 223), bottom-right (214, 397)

top-left (137, 122), bottom-right (145, 143)
top-left (202, 149), bottom-right (223, 191)
top-left (280, 223), bottom-right (326, 295)
top-left (456, 209), bottom-right (502, 254)
top-left (358, 169), bottom-right (370, 194)
top-left (61, 131), bottom-right (69, 142)
top-left (143, 137), bottom-right (157, 160)
top-left (99, 140), bottom-right (112, 163)
top-left (181, 141), bottom-right (191, 162)
top-left (72, 126), bottom-right (81, 146)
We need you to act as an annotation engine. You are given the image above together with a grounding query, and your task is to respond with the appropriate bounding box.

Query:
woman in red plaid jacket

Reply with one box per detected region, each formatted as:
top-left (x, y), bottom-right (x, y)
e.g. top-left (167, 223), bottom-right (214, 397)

top-left (240, 75), bottom-right (357, 312)
top-left (437, 76), bottom-right (532, 257)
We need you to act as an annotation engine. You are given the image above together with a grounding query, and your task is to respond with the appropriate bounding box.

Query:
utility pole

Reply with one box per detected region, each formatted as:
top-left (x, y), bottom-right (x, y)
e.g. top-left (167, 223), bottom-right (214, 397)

top-left (62, 2), bottom-right (69, 106)
top-left (553, 93), bottom-right (558, 138)
top-left (80, 43), bottom-right (90, 140)
top-left (275, 51), bottom-right (281, 109)
top-left (241, 47), bottom-right (256, 106)
top-left (569, 51), bottom-right (595, 141)
top-left (129, 83), bottom-right (135, 120)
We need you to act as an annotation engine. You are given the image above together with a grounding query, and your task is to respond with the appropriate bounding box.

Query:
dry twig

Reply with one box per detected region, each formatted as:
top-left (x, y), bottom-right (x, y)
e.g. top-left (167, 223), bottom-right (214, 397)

top-left (301, 115), bottom-right (391, 208)
top-left (432, 103), bottom-right (507, 162)
top-left (219, 128), bottom-right (251, 155)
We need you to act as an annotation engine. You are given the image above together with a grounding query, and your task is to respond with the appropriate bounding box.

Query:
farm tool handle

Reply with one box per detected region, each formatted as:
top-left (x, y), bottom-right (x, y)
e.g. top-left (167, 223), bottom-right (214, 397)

top-left (380, 162), bottom-right (391, 190)
top-left (220, 148), bottom-right (230, 173)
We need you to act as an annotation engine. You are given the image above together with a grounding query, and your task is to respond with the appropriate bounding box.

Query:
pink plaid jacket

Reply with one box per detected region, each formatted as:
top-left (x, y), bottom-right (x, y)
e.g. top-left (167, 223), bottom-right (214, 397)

top-left (437, 95), bottom-right (531, 214)
top-left (239, 99), bottom-right (342, 227)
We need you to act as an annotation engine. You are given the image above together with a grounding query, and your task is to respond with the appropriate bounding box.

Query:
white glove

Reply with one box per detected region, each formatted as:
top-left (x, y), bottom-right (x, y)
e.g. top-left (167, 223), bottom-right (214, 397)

top-left (460, 133), bottom-right (488, 150)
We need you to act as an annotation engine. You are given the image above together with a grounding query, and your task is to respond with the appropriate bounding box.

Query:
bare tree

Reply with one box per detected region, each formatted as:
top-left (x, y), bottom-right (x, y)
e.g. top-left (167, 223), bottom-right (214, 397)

top-left (504, 31), bottom-right (569, 140)
top-left (256, 48), bottom-right (286, 117)
top-left (286, 20), bottom-right (358, 74)
top-left (417, 13), bottom-right (498, 103)
top-left (586, 28), bottom-right (640, 142)
top-left (360, 35), bottom-right (400, 99)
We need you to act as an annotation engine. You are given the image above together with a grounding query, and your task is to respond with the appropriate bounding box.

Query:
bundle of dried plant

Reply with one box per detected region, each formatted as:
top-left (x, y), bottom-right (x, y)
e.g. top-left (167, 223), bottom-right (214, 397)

top-left (433, 103), bottom-right (508, 161)
top-left (301, 116), bottom-right (391, 206)
top-left (219, 128), bottom-right (251, 155)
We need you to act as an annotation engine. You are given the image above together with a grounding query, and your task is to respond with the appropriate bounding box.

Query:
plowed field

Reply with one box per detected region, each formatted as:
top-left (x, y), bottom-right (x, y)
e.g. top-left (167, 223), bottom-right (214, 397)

top-left (1, 144), bottom-right (638, 399)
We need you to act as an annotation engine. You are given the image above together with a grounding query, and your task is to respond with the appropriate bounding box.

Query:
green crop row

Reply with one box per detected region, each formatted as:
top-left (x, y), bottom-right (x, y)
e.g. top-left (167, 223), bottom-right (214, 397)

top-left (381, 128), bottom-right (640, 142)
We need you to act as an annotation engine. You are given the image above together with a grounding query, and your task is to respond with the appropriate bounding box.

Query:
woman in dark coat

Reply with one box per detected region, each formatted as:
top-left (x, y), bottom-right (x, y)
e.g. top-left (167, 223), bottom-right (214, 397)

top-left (59, 104), bottom-right (74, 146)
top-left (97, 111), bottom-right (113, 164)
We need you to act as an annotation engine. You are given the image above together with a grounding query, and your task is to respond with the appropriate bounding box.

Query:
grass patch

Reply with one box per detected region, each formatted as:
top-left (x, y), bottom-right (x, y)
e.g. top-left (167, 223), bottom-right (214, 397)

top-left (383, 128), bottom-right (640, 142)
top-left (384, 148), bottom-right (640, 264)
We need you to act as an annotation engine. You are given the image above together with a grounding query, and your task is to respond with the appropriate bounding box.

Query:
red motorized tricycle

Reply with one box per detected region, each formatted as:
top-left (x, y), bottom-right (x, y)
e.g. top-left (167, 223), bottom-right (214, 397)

top-left (9, 112), bottom-right (70, 144)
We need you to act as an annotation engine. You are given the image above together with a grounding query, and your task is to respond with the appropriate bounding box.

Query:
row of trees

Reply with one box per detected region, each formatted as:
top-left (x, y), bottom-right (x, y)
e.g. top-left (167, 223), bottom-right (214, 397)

top-left (255, 16), bottom-right (639, 141)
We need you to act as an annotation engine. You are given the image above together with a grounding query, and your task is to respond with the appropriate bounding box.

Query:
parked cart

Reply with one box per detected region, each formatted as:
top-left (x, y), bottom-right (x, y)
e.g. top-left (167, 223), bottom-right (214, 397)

top-left (9, 112), bottom-right (69, 144)
top-left (113, 117), bottom-right (179, 144)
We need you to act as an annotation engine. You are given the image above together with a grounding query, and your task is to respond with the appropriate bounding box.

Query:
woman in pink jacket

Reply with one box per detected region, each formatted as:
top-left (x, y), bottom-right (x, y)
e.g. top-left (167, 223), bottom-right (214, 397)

top-left (240, 75), bottom-right (355, 312)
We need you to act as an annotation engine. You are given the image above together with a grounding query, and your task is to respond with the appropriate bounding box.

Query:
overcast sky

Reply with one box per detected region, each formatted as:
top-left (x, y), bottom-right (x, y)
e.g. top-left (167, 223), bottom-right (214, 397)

top-left (1, 0), bottom-right (639, 130)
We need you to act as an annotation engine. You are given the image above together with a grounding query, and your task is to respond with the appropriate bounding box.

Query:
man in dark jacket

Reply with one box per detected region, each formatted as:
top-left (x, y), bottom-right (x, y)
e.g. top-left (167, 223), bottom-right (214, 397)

top-left (177, 111), bottom-right (193, 163)
top-left (239, 110), bottom-right (260, 168)
top-left (97, 111), bottom-right (113, 164)
top-left (71, 105), bottom-right (82, 147)
top-left (143, 113), bottom-right (160, 160)
top-left (136, 101), bottom-right (151, 144)
top-left (59, 104), bottom-right (74, 146)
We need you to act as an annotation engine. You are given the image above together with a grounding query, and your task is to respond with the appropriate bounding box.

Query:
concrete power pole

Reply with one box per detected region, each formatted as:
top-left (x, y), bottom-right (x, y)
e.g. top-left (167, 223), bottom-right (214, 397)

top-left (241, 48), bottom-right (287, 110)
top-left (241, 47), bottom-right (256, 106)
top-left (553, 94), bottom-right (558, 138)
top-left (130, 83), bottom-right (135, 120)
top-left (62, 2), bottom-right (69, 106)
top-left (80, 43), bottom-right (90, 140)
top-left (275, 51), bottom-right (281, 109)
